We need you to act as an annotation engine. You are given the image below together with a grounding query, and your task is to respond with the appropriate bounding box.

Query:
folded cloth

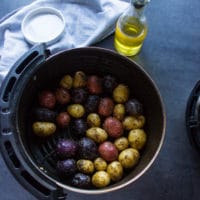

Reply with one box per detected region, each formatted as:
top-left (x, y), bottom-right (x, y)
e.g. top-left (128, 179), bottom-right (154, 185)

top-left (0, 0), bottom-right (129, 84)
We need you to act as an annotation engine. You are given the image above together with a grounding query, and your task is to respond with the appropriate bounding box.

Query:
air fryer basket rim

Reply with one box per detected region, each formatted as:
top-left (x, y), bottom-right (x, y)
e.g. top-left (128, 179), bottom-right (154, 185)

top-left (1, 46), bottom-right (166, 196)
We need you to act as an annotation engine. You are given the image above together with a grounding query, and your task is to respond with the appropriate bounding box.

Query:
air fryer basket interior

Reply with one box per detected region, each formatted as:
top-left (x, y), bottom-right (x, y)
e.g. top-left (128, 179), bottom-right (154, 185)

top-left (17, 48), bottom-right (165, 193)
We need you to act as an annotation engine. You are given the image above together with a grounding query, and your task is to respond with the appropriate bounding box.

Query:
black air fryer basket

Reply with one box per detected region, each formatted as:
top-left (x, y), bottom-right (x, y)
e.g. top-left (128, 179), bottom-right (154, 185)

top-left (0, 44), bottom-right (165, 199)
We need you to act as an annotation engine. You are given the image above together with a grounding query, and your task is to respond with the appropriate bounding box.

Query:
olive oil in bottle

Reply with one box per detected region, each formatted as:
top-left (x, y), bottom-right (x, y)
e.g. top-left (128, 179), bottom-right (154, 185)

top-left (114, 0), bottom-right (150, 56)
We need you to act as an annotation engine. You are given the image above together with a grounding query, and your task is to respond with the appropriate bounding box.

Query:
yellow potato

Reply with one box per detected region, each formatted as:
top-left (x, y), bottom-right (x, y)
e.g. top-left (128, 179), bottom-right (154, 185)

top-left (118, 148), bottom-right (140, 169)
top-left (32, 122), bottom-right (56, 137)
top-left (67, 104), bottom-right (85, 118)
top-left (86, 127), bottom-right (108, 143)
top-left (72, 71), bottom-right (87, 88)
top-left (113, 104), bottom-right (125, 121)
top-left (94, 157), bottom-right (107, 171)
top-left (87, 113), bottom-right (101, 127)
top-left (92, 171), bottom-right (110, 188)
top-left (128, 129), bottom-right (147, 150)
top-left (113, 84), bottom-right (130, 103)
top-left (114, 137), bottom-right (129, 151)
top-left (122, 115), bottom-right (145, 130)
top-left (77, 159), bottom-right (94, 174)
top-left (107, 161), bottom-right (123, 182)
top-left (60, 74), bottom-right (73, 89)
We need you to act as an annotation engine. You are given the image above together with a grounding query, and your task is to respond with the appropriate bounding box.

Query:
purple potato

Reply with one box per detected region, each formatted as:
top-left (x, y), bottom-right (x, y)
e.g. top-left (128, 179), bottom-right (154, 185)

top-left (71, 88), bottom-right (88, 104)
top-left (56, 139), bottom-right (79, 159)
top-left (102, 75), bottom-right (117, 94)
top-left (71, 119), bottom-right (87, 138)
top-left (57, 159), bottom-right (77, 176)
top-left (33, 107), bottom-right (56, 122)
top-left (72, 173), bottom-right (91, 188)
top-left (84, 95), bottom-right (100, 113)
top-left (125, 99), bottom-right (143, 116)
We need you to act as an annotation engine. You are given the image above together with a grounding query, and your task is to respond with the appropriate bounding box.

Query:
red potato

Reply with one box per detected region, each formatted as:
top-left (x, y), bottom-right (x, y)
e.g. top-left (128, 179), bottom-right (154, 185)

top-left (87, 75), bottom-right (102, 94)
top-left (98, 141), bottom-right (118, 162)
top-left (103, 117), bottom-right (124, 138)
top-left (55, 88), bottom-right (71, 105)
top-left (98, 97), bottom-right (114, 117)
top-left (38, 90), bottom-right (56, 109)
top-left (56, 112), bottom-right (71, 128)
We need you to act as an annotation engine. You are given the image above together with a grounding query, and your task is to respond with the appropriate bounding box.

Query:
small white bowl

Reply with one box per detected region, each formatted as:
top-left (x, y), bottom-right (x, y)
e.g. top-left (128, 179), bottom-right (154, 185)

top-left (21, 7), bottom-right (65, 45)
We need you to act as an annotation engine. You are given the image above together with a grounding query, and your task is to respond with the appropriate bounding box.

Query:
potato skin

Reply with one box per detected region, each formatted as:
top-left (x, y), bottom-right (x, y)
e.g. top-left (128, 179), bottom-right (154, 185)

top-left (107, 161), bottom-right (123, 182)
top-left (60, 75), bottom-right (73, 89)
top-left (92, 171), bottom-right (110, 188)
top-left (118, 148), bottom-right (140, 169)
top-left (87, 75), bottom-right (102, 94)
top-left (113, 104), bottom-right (125, 121)
top-left (94, 157), bottom-right (107, 171)
top-left (73, 71), bottom-right (87, 88)
top-left (87, 113), bottom-right (101, 127)
top-left (86, 127), bottom-right (108, 143)
top-left (103, 117), bottom-right (124, 138)
top-left (122, 115), bottom-right (145, 130)
top-left (113, 84), bottom-right (130, 103)
top-left (77, 159), bottom-right (94, 174)
top-left (114, 137), bottom-right (129, 151)
top-left (55, 88), bottom-right (71, 105)
top-left (67, 104), bottom-right (85, 118)
top-left (128, 129), bottom-right (147, 150)
top-left (32, 122), bottom-right (56, 137)
top-left (98, 97), bottom-right (114, 117)
top-left (38, 90), bottom-right (56, 109)
top-left (56, 112), bottom-right (71, 128)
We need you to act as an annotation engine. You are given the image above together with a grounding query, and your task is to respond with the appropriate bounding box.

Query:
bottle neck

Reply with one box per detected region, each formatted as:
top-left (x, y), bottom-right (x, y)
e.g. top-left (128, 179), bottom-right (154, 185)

top-left (130, 1), bottom-right (145, 17)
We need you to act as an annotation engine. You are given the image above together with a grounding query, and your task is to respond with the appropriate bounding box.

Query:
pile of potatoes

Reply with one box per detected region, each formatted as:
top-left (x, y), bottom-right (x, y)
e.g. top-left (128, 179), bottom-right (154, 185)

top-left (32, 70), bottom-right (147, 189)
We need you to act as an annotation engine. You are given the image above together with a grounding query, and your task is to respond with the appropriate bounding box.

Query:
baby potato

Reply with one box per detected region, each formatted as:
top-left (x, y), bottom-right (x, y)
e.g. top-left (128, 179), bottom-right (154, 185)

top-left (60, 75), bottom-right (73, 89)
top-left (122, 115), bottom-right (145, 130)
top-left (77, 159), bottom-right (94, 174)
top-left (94, 157), bottom-right (107, 171)
top-left (128, 129), bottom-right (147, 150)
top-left (113, 84), bottom-right (130, 103)
top-left (32, 122), bottom-right (56, 137)
top-left (86, 127), bottom-right (108, 143)
top-left (113, 104), bottom-right (125, 121)
top-left (107, 161), bottom-right (123, 182)
top-left (67, 104), bottom-right (85, 118)
top-left (73, 71), bottom-right (87, 88)
top-left (114, 137), bottom-right (129, 151)
top-left (92, 171), bottom-right (110, 188)
top-left (118, 148), bottom-right (140, 169)
top-left (87, 113), bottom-right (101, 127)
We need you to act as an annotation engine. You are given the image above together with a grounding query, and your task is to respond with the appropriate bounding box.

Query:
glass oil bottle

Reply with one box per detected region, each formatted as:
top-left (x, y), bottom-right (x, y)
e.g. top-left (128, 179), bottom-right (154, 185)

top-left (114, 0), bottom-right (150, 56)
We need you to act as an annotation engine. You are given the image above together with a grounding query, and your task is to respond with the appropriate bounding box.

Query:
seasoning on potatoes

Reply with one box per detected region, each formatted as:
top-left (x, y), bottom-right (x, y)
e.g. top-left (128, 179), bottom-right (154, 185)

top-left (67, 104), bottom-right (85, 118)
top-left (71, 88), bottom-right (88, 104)
top-left (98, 97), bottom-right (114, 117)
top-left (86, 127), bottom-right (108, 143)
top-left (56, 112), bottom-right (71, 128)
top-left (98, 141), bottom-right (118, 162)
top-left (103, 117), bottom-right (124, 138)
top-left (87, 75), bottom-right (102, 94)
top-left (113, 104), bottom-right (125, 121)
top-left (92, 171), bottom-right (110, 188)
top-left (125, 98), bottom-right (143, 116)
top-left (32, 122), bottom-right (56, 137)
top-left (87, 113), bottom-right (101, 127)
top-left (60, 74), bottom-right (73, 89)
top-left (38, 90), bottom-right (56, 109)
top-left (128, 129), bottom-right (147, 150)
top-left (114, 137), bottom-right (129, 151)
top-left (77, 159), bottom-right (94, 174)
top-left (72, 71), bottom-right (87, 88)
top-left (94, 157), bottom-right (107, 171)
top-left (113, 84), bottom-right (130, 103)
top-left (33, 107), bottom-right (56, 122)
top-left (118, 148), bottom-right (140, 169)
top-left (55, 88), bottom-right (71, 105)
top-left (85, 95), bottom-right (100, 113)
top-left (72, 173), bottom-right (91, 188)
top-left (122, 115), bottom-right (145, 130)
top-left (107, 161), bottom-right (123, 182)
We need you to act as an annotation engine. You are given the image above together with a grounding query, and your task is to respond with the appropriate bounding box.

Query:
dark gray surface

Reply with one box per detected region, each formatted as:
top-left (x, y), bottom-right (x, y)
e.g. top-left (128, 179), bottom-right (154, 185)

top-left (1, 0), bottom-right (200, 200)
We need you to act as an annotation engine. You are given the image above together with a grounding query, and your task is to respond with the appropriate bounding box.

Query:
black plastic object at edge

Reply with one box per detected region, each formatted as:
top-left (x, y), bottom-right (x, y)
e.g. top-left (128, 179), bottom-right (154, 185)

top-left (186, 80), bottom-right (200, 152)
top-left (0, 43), bottom-right (67, 200)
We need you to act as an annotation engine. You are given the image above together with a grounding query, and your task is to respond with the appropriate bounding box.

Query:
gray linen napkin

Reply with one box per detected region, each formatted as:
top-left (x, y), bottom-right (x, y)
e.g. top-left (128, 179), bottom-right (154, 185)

top-left (0, 0), bottom-right (129, 84)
